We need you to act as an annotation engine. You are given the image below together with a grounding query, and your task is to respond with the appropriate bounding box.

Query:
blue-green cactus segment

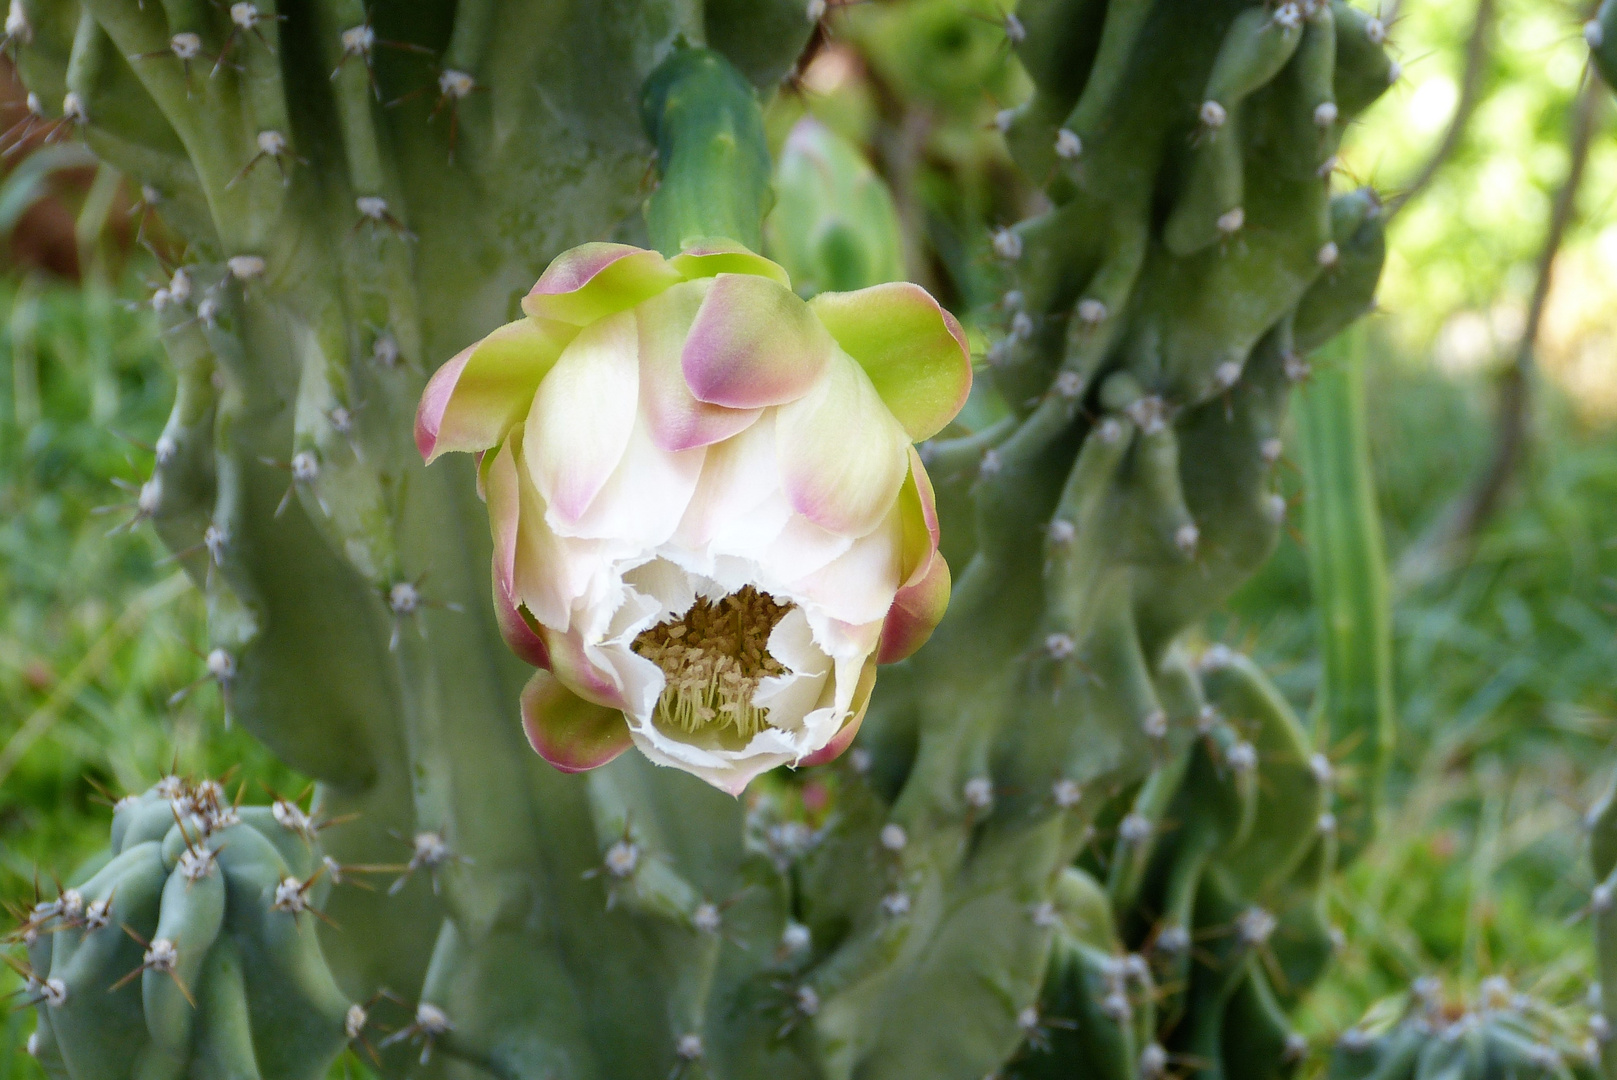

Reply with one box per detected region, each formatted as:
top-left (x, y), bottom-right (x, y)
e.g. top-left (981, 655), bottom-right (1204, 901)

top-left (765, 117), bottom-right (908, 296)
top-left (11, 778), bottom-right (354, 1080)
top-left (1328, 978), bottom-right (1604, 1080)
top-left (642, 47), bottom-right (775, 255)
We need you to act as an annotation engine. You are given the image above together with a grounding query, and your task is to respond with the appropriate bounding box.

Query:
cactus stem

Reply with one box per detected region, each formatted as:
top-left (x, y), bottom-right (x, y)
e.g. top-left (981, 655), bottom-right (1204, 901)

top-left (1118, 813), bottom-right (1152, 845)
top-left (219, 4), bottom-right (285, 66)
top-left (110, 927), bottom-right (195, 1006)
top-left (130, 35), bottom-right (212, 95)
top-left (388, 830), bottom-right (459, 895)
top-left (333, 13), bottom-right (433, 90)
top-left (780, 921), bottom-right (812, 956)
top-left (693, 902), bottom-right (722, 934)
top-left (3, 0), bottom-right (29, 53)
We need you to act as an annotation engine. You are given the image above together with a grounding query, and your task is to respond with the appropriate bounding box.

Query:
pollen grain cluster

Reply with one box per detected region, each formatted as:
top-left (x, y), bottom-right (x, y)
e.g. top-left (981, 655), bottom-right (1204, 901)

top-left (633, 586), bottom-right (792, 739)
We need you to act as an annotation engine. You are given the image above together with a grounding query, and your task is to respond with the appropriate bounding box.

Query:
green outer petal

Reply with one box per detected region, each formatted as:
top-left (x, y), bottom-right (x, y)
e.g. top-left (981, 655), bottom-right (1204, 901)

top-left (416, 317), bottom-right (576, 462)
top-left (876, 552), bottom-right (951, 665)
top-left (637, 279), bottom-right (762, 451)
top-left (774, 350), bottom-right (910, 538)
top-left (809, 282), bottom-right (973, 441)
top-left (542, 625), bottom-right (631, 712)
top-left (670, 238), bottom-right (792, 287)
top-left (895, 446), bottom-right (940, 588)
top-left (521, 669), bottom-right (632, 773)
top-left (681, 273), bottom-right (834, 408)
top-left (521, 242), bottom-right (683, 326)
top-left (494, 565), bottom-right (551, 670)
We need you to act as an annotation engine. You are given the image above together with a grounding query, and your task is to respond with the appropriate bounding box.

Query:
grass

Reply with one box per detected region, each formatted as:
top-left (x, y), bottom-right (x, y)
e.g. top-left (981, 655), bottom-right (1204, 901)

top-left (0, 275), bottom-right (304, 1032)
top-left (1220, 327), bottom-right (1617, 1037)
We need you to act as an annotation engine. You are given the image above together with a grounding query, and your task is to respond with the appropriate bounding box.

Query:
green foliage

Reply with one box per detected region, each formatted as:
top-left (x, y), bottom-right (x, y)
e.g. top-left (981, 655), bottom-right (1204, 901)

top-left (1211, 336), bottom-right (1617, 1064)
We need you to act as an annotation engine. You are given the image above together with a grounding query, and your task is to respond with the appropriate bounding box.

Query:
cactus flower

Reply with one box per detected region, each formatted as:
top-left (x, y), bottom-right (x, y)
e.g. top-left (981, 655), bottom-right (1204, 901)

top-left (416, 240), bottom-right (970, 793)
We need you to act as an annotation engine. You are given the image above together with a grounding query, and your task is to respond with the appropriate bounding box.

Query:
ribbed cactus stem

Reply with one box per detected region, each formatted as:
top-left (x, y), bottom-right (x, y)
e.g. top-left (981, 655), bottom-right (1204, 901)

top-left (641, 47), bottom-right (774, 255)
top-left (8, 3), bottom-right (1403, 1078)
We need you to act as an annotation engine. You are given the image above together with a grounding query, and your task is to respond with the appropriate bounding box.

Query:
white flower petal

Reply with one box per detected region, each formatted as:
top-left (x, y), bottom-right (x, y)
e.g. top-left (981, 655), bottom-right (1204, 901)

top-left (767, 607), bottom-right (832, 677)
top-left (673, 411), bottom-right (784, 552)
top-left (760, 514), bottom-right (855, 585)
top-left (620, 558), bottom-right (697, 627)
top-left (525, 311), bottom-right (639, 523)
top-left (595, 643), bottom-right (665, 723)
top-left (789, 510), bottom-right (903, 626)
top-left (552, 408), bottom-right (705, 546)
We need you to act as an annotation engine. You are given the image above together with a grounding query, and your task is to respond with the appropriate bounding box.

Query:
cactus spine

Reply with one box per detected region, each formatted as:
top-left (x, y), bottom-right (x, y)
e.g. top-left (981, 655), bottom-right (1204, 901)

top-left (5, 2), bottom-right (1401, 1078)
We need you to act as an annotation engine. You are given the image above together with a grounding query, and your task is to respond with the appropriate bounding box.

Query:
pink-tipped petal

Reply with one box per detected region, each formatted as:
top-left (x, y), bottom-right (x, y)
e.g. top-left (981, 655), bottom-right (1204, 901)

top-left (809, 282), bottom-right (972, 441)
top-left (521, 669), bottom-right (632, 773)
top-left (775, 351), bottom-right (910, 537)
top-left (485, 429), bottom-right (522, 597)
top-left (417, 318), bottom-right (577, 463)
top-left (525, 310), bottom-right (639, 523)
top-left (522, 243), bottom-right (683, 325)
top-left (416, 345), bottom-right (470, 461)
top-left (798, 657), bottom-right (878, 767)
top-left (896, 446), bottom-right (941, 588)
top-left (637, 279), bottom-right (761, 452)
top-left (494, 572), bottom-right (551, 669)
top-left (542, 626), bottom-right (630, 712)
top-left (669, 240), bottom-right (793, 288)
top-left (491, 421), bottom-right (608, 632)
top-left (681, 274), bottom-right (834, 409)
top-left (877, 552), bottom-right (952, 664)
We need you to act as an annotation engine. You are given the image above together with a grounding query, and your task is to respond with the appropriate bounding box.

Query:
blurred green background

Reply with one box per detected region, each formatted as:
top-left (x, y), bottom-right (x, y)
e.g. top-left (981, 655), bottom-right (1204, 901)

top-left (1, 0), bottom-right (1615, 1071)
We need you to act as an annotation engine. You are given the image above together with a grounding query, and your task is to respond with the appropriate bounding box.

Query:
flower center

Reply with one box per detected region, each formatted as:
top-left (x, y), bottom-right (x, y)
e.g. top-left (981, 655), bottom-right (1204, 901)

top-left (632, 585), bottom-right (792, 739)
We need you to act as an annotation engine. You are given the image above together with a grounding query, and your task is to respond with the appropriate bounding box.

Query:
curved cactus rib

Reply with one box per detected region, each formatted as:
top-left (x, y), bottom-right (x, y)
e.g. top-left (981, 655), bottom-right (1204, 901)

top-left (794, 2), bottom-right (1393, 1078)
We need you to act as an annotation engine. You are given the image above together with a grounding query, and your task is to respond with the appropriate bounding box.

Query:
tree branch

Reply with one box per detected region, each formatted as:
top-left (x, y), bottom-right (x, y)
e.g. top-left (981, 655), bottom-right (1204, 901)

top-left (1388, 0), bottom-right (1498, 219)
top-left (1396, 73), bottom-right (1603, 588)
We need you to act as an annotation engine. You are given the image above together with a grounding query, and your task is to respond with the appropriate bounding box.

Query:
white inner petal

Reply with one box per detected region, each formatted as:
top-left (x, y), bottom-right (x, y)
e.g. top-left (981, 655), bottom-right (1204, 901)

top-left (521, 388), bottom-right (906, 791)
top-left (592, 557), bottom-right (841, 745)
